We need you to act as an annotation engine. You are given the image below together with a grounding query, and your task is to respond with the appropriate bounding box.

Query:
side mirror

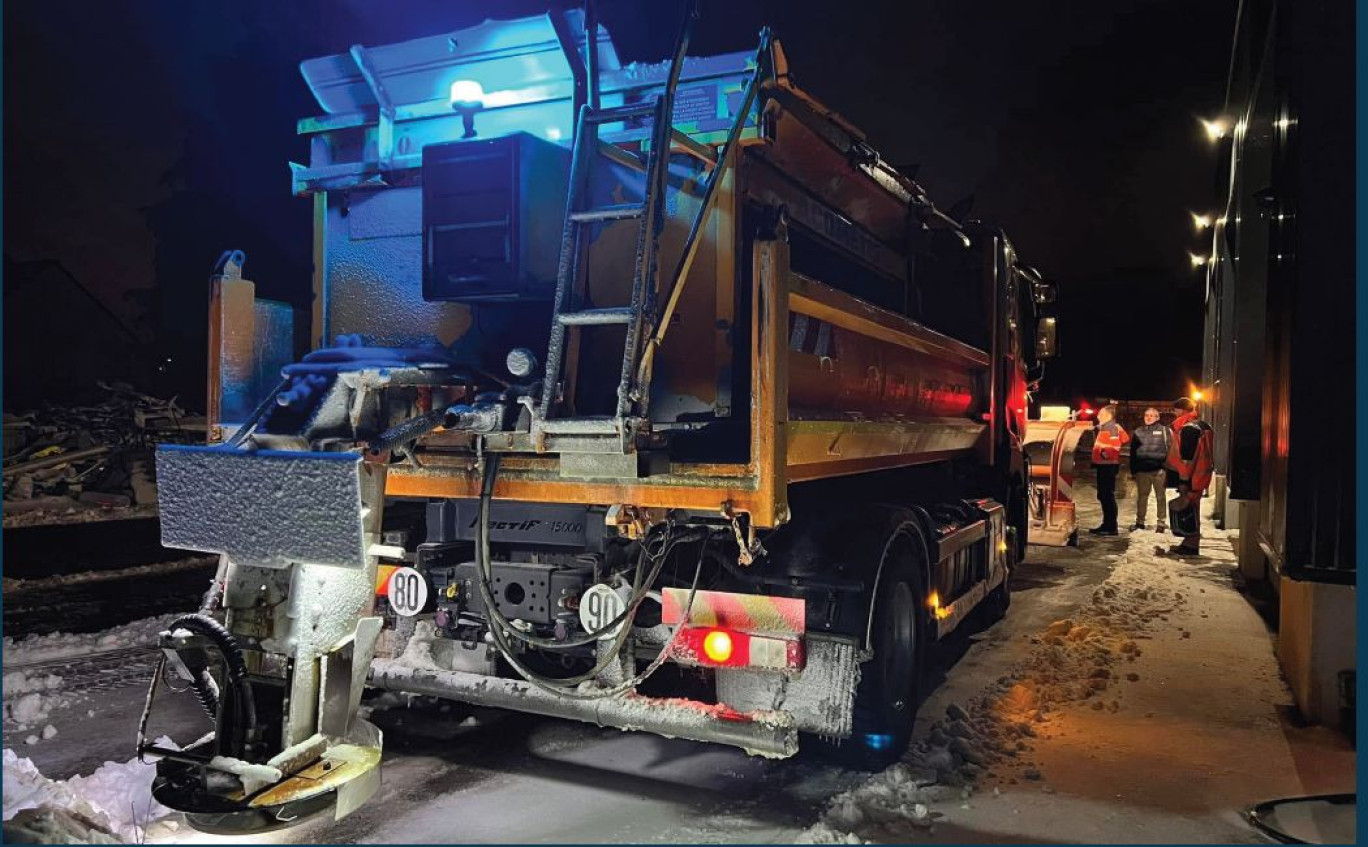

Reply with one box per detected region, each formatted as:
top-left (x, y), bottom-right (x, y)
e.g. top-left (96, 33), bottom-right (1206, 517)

top-left (1032, 280), bottom-right (1059, 305)
top-left (1036, 316), bottom-right (1058, 359)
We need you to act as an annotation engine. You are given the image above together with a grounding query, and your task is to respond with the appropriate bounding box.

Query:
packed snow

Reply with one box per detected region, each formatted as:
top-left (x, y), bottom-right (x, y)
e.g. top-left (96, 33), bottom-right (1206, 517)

top-left (395, 619), bottom-right (447, 671)
top-left (3, 671), bottom-right (64, 700)
top-left (3, 615), bottom-right (176, 758)
top-left (893, 573), bottom-right (1178, 792)
top-left (9, 690), bottom-right (55, 725)
top-left (2, 502), bottom-right (160, 530)
top-left (2, 556), bottom-right (216, 594)
top-left (5, 683), bottom-right (68, 738)
top-left (3, 614), bottom-right (174, 667)
top-left (3, 804), bottom-right (124, 844)
top-left (2, 741), bottom-right (175, 842)
top-left (796, 515), bottom-right (1269, 843)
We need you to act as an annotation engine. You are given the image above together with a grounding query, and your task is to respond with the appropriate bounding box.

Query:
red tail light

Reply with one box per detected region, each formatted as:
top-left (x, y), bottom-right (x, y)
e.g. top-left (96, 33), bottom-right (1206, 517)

top-left (702, 630), bottom-right (734, 663)
top-left (675, 627), bottom-right (804, 670)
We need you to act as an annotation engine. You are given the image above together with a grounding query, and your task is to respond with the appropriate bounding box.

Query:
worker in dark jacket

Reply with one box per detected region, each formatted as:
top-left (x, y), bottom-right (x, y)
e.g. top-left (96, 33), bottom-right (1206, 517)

top-left (1164, 397), bottom-right (1215, 555)
top-left (1129, 406), bottom-right (1172, 531)
top-left (1088, 404), bottom-right (1130, 536)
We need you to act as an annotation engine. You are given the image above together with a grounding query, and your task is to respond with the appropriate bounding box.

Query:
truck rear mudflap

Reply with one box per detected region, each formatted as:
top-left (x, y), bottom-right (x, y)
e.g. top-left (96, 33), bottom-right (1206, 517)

top-left (368, 659), bottom-right (800, 758)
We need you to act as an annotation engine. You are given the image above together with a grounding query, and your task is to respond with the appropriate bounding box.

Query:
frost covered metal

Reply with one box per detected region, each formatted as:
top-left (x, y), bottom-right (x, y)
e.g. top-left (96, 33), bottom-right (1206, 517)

top-left (156, 446), bottom-right (370, 569)
top-left (715, 634), bottom-right (860, 738)
top-left (368, 658), bottom-right (798, 758)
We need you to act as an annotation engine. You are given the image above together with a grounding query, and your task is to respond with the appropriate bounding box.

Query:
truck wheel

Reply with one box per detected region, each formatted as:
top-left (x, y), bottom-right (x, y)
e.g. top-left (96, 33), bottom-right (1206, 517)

top-left (984, 523), bottom-right (1014, 623)
top-left (984, 482), bottom-right (1025, 624)
top-left (1007, 478), bottom-right (1028, 563)
top-left (987, 559), bottom-right (1012, 621)
top-left (840, 511), bottom-right (928, 770)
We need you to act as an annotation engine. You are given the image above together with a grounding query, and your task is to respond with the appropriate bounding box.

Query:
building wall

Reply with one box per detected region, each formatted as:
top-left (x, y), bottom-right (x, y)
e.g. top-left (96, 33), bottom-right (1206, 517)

top-left (1278, 579), bottom-right (1356, 731)
top-left (1203, 0), bottom-right (1354, 730)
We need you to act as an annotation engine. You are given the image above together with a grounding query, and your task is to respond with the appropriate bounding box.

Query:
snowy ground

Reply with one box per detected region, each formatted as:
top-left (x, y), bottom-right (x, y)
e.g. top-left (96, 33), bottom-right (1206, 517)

top-left (3, 474), bottom-right (1355, 843)
top-left (2, 614), bottom-right (208, 843)
top-left (2, 557), bottom-right (216, 595)
top-left (3, 501), bottom-right (160, 529)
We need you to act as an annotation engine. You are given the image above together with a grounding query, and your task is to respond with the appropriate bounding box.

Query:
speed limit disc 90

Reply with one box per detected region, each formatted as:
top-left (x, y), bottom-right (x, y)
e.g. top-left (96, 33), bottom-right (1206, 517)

top-left (578, 583), bottom-right (628, 640)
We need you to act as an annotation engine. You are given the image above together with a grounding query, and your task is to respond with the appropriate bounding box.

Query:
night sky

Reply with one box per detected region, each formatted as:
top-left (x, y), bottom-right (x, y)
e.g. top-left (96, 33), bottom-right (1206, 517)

top-left (4, 0), bottom-right (1233, 408)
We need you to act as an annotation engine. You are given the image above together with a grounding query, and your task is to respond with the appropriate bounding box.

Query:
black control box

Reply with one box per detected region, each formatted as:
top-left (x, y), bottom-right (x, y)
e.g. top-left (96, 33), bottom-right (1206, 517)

top-left (421, 132), bottom-right (571, 302)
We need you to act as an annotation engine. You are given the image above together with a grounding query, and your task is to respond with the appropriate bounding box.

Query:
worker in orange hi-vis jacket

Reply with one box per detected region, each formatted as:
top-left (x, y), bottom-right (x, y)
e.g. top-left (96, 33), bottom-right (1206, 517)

top-left (1164, 396), bottom-right (1215, 556)
top-left (1087, 404), bottom-right (1130, 536)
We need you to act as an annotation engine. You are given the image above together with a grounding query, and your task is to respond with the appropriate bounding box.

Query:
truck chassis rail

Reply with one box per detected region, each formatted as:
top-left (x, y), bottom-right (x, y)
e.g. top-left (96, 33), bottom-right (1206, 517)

top-left (368, 658), bottom-right (798, 758)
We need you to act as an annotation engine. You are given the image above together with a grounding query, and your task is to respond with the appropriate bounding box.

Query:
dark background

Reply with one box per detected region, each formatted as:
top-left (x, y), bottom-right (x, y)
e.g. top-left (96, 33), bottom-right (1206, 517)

top-left (3, 0), bottom-right (1232, 409)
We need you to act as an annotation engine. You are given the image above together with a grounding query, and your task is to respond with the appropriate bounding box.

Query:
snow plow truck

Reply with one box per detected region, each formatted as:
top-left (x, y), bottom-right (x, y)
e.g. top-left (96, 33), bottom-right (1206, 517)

top-left (138, 3), bottom-right (1061, 832)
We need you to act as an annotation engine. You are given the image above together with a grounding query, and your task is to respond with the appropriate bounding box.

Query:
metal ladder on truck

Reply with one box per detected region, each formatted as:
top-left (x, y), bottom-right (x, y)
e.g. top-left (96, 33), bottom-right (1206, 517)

top-left (534, 1), bottom-right (769, 471)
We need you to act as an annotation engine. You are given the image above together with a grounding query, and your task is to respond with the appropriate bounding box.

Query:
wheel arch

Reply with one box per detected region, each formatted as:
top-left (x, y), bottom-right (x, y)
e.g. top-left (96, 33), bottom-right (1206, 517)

top-left (859, 504), bottom-right (935, 653)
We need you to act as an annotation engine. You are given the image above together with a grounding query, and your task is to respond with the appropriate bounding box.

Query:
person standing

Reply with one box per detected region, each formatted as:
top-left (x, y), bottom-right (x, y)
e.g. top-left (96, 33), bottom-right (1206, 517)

top-left (1088, 404), bottom-right (1130, 536)
top-left (1129, 406), bottom-right (1172, 531)
top-left (1164, 397), bottom-right (1215, 555)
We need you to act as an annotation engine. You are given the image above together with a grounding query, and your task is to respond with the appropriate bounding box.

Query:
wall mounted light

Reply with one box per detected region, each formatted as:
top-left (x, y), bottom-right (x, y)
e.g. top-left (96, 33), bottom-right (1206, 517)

top-left (1201, 118), bottom-right (1230, 141)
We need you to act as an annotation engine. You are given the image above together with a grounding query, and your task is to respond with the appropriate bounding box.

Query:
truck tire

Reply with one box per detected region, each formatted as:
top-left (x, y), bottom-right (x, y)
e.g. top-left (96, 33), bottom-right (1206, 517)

top-left (985, 480), bottom-right (1026, 623)
top-left (837, 508), bottom-right (929, 770)
top-left (1007, 476), bottom-right (1028, 563)
top-left (986, 558), bottom-right (1012, 621)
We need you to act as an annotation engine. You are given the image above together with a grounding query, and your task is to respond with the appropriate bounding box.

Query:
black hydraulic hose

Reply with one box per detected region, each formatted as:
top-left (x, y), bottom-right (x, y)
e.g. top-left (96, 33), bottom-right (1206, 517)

top-left (472, 446), bottom-right (719, 700)
top-left (475, 453), bottom-right (649, 689)
top-left (169, 614), bottom-right (257, 752)
top-left (485, 521), bottom-right (713, 701)
top-left (189, 668), bottom-right (220, 720)
top-left (472, 451), bottom-right (698, 652)
top-left (369, 408), bottom-right (447, 455)
top-left (170, 614), bottom-right (246, 679)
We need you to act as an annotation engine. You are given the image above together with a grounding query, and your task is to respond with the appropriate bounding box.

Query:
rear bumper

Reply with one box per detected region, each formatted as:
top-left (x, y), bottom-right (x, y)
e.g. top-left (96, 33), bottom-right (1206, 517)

top-left (368, 658), bottom-right (798, 758)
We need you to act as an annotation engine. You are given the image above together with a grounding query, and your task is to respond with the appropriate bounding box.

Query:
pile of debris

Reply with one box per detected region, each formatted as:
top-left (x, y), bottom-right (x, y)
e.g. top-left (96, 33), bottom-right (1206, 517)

top-left (2, 383), bottom-right (205, 526)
